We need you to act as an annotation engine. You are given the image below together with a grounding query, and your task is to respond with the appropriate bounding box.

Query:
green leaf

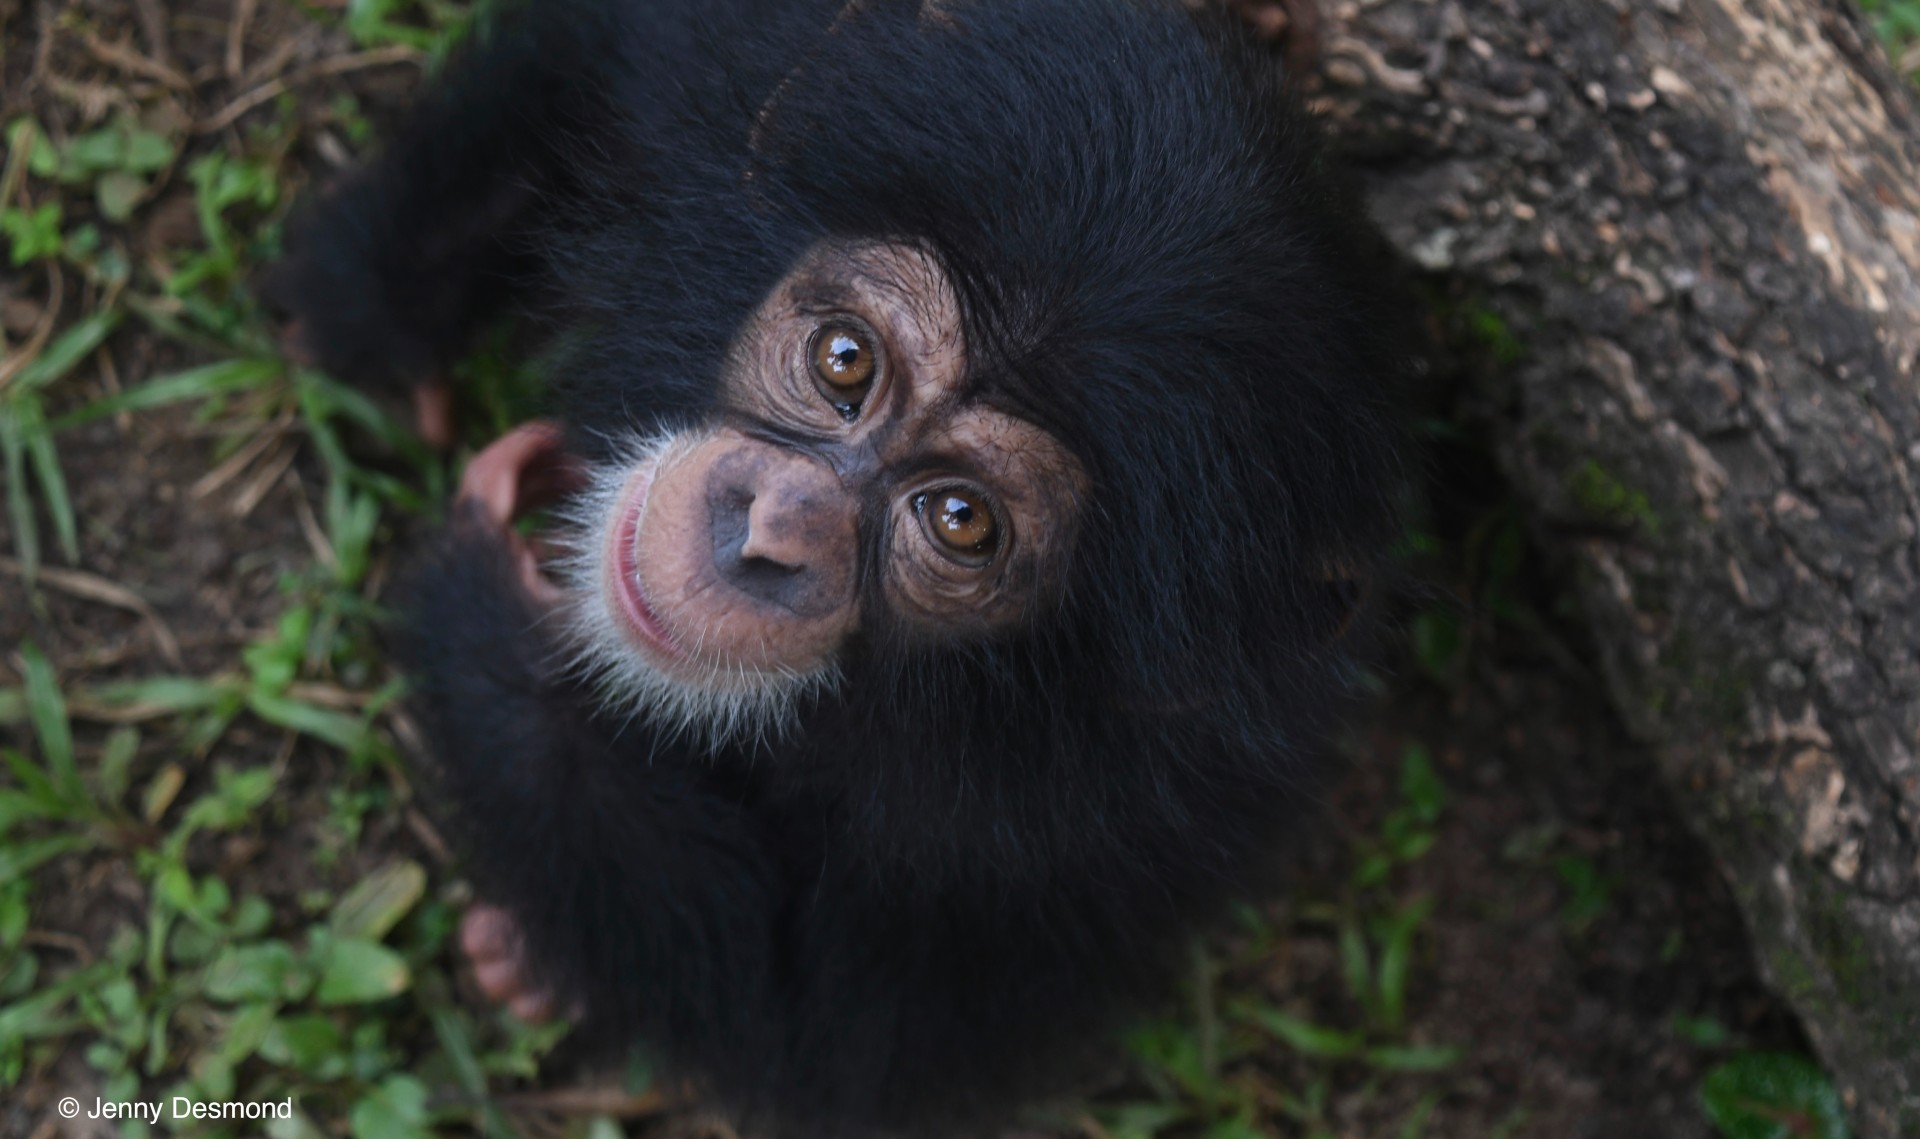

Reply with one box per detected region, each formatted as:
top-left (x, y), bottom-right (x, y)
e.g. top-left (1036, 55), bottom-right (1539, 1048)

top-left (11, 309), bottom-right (123, 394)
top-left (215, 1001), bottom-right (278, 1064)
top-left (19, 399), bottom-right (76, 563)
top-left (87, 675), bottom-right (236, 718)
top-left (315, 938), bottom-right (411, 1005)
top-left (4, 745), bottom-right (66, 809)
top-left (1700, 1053), bottom-right (1851, 1139)
top-left (0, 832), bottom-right (94, 879)
top-left (1673, 1014), bottom-right (1735, 1049)
top-left (0, 404), bottom-right (40, 579)
top-left (0, 959), bottom-right (116, 1043)
top-left (123, 129), bottom-right (174, 172)
top-left (1399, 746), bottom-right (1446, 823)
top-left (6, 119), bottom-right (58, 178)
top-left (96, 170), bottom-right (148, 223)
top-left (204, 941), bottom-right (311, 1003)
top-left (330, 862), bottom-right (427, 943)
top-left (17, 643), bottom-right (78, 796)
top-left (1240, 1008), bottom-right (1364, 1060)
top-left (260, 1013), bottom-right (348, 1077)
top-left (1373, 897), bottom-right (1434, 1032)
top-left (98, 726), bottom-right (139, 807)
top-left (246, 691), bottom-right (366, 751)
top-left (54, 357), bottom-right (282, 428)
top-left (349, 1074), bottom-right (432, 1139)
top-left (62, 128), bottom-right (126, 174)
top-left (1351, 850), bottom-right (1392, 889)
top-left (179, 765), bottom-right (280, 833)
top-left (1, 202), bottom-right (62, 264)
top-left (267, 1108), bottom-right (331, 1139)
top-left (0, 788), bottom-right (58, 834)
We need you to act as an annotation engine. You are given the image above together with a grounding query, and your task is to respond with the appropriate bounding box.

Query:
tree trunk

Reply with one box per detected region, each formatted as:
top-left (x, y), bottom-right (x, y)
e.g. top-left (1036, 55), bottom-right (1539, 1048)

top-left (1316, 0), bottom-right (1920, 1133)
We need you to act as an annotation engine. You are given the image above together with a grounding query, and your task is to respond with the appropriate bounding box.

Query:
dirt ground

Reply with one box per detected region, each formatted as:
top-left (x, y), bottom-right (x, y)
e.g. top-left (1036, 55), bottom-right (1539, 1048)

top-left (0, 1), bottom-right (1812, 1137)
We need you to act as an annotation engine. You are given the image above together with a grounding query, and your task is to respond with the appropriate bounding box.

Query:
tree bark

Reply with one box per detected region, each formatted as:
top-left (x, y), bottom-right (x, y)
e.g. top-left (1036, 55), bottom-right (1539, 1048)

top-left (1315, 1), bottom-right (1920, 1133)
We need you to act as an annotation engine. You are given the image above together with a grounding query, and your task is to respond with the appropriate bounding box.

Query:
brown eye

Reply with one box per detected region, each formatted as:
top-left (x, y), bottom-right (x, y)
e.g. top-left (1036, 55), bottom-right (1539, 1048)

top-left (913, 488), bottom-right (999, 560)
top-left (810, 323), bottom-right (876, 414)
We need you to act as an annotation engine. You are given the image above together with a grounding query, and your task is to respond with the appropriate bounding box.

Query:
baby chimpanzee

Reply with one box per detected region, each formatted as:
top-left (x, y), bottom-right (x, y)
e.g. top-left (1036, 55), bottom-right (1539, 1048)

top-left (267, 0), bottom-right (1401, 1134)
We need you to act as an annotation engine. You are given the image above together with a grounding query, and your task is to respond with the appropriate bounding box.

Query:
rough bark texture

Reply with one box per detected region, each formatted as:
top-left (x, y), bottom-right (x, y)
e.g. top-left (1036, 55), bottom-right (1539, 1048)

top-left (1314, 0), bottom-right (1920, 1133)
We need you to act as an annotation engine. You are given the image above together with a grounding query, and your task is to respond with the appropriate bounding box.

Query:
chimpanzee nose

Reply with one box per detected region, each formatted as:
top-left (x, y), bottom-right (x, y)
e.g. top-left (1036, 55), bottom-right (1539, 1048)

top-left (706, 449), bottom-right (853, 617)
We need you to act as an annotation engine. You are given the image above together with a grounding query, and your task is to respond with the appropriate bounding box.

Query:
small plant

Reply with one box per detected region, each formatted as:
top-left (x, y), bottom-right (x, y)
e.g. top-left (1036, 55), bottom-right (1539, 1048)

top-left (1700, 1052), bottom-right (1852, 1139)
top-left (1, 310), bottom-right (124, 582)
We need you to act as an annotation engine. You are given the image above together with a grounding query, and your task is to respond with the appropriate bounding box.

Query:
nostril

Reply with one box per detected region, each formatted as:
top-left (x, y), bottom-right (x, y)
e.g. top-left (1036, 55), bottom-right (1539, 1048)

top-left (740, 551), bottom-right (802, 574)
top-left (734, 553), bottom-right (805, 587)
top-left (721, 550), bottom-right (820, 615)
top-left (737, 530), bottom-right (806, 573)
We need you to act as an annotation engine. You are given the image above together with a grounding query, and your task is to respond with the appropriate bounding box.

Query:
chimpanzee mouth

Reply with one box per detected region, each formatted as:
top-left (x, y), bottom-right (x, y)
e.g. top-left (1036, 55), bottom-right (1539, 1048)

top-left (551, 429), bottom-right (839, 751)
top-left (604, 461), bottom-right (683, 662)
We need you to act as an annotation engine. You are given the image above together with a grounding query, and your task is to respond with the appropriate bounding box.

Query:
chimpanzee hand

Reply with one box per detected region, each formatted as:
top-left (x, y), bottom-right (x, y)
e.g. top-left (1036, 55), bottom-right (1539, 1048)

top-left (451, 420), bottom-right (586, 605)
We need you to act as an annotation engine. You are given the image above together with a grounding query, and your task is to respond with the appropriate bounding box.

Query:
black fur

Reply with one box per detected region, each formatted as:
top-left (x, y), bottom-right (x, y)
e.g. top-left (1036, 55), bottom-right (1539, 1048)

top-left (270, 0), bottom-right (1404, 1134)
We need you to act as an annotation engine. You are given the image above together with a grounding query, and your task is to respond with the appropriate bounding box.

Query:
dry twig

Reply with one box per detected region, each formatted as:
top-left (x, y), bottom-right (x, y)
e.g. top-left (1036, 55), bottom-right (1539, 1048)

top-left (199, 45), bottom-right (421, 133)
top-left (78, 31), bottom-right (191, 90)
top-left (226, 0), bottom-right (258, 79)
top-left (0, 555), bottom-right (184, 666)
top-left (189, 409), bottom-right (297, 499)
top-left (0, 263), bottom-right (64, 392)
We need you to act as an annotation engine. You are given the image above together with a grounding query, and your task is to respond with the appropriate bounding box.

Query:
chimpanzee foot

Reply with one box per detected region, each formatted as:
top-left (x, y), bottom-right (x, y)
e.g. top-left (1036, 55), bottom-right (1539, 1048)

top-left (460, 903), bottom-right (561, 1023)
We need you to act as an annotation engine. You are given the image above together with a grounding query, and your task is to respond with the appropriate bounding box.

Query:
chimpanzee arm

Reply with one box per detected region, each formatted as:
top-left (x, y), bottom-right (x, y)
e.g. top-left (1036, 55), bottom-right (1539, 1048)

top-left (262, 1), bottom-right (643, 393)
top-left (396, 515), bottom-right (783, 1054)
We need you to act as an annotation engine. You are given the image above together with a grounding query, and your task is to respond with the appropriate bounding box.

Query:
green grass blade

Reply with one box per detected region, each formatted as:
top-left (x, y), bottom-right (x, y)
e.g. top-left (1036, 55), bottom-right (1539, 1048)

top-left (0, 832), bottom-right (95, 881)
top-left (88, 675), bottom-right (236, 714)
top-left (10, 309), bottom-right (122, 394)
top-left (17, 644), bottom-right (78, 797)
top-left (245, 690), bottom-right (366, 751)
top-left (17, 399), bottom-right (76, 563)
top-left (52, 356), bottom-right (283, 429)
top-left (0, 401), bottom-right (41, 581)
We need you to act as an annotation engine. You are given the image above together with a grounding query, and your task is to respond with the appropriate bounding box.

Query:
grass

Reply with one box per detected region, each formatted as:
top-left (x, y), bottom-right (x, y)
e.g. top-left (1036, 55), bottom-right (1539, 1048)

top-left (0, 6), bottom-right (592, 1135)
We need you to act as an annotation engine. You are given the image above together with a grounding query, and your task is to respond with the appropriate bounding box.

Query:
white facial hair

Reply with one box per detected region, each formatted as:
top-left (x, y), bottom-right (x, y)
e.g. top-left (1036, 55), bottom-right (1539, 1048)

top-left (550, 430), bottom-right (842, 754)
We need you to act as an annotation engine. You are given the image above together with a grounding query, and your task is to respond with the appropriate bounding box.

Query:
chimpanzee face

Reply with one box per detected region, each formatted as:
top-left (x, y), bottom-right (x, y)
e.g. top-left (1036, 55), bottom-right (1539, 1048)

top-left (555, 240), bottom-right (1084, 743)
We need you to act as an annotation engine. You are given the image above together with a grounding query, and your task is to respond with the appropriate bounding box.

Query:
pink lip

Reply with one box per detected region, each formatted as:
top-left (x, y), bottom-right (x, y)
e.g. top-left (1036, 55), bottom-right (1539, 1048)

top-left (607, 464), bottom-right (681, 660)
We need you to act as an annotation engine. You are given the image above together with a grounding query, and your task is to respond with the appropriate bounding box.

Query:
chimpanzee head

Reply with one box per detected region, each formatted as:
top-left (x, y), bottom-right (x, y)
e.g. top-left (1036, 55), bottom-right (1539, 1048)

top-left (513, 0), bottom-right (1400, 767)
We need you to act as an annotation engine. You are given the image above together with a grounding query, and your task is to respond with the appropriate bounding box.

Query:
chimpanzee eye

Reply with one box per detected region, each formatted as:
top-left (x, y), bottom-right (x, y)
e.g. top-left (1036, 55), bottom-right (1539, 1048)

top-left (809, 323), bottom-right (876, 416)
top-left (912, 487), bottom-right (1000, 561)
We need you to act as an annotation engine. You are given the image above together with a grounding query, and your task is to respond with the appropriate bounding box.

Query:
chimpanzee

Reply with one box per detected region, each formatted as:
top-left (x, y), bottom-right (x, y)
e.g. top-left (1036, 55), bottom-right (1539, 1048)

top-left (265, 0), bottom-right (1403, 1134)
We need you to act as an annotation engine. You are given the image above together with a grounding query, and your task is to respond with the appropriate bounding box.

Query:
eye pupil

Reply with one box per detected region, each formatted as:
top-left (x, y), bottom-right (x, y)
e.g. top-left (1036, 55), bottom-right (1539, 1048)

top-left (915, 488), bottom-right (998, 559)
top-left (811, 324), bottom-right (877, 404)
